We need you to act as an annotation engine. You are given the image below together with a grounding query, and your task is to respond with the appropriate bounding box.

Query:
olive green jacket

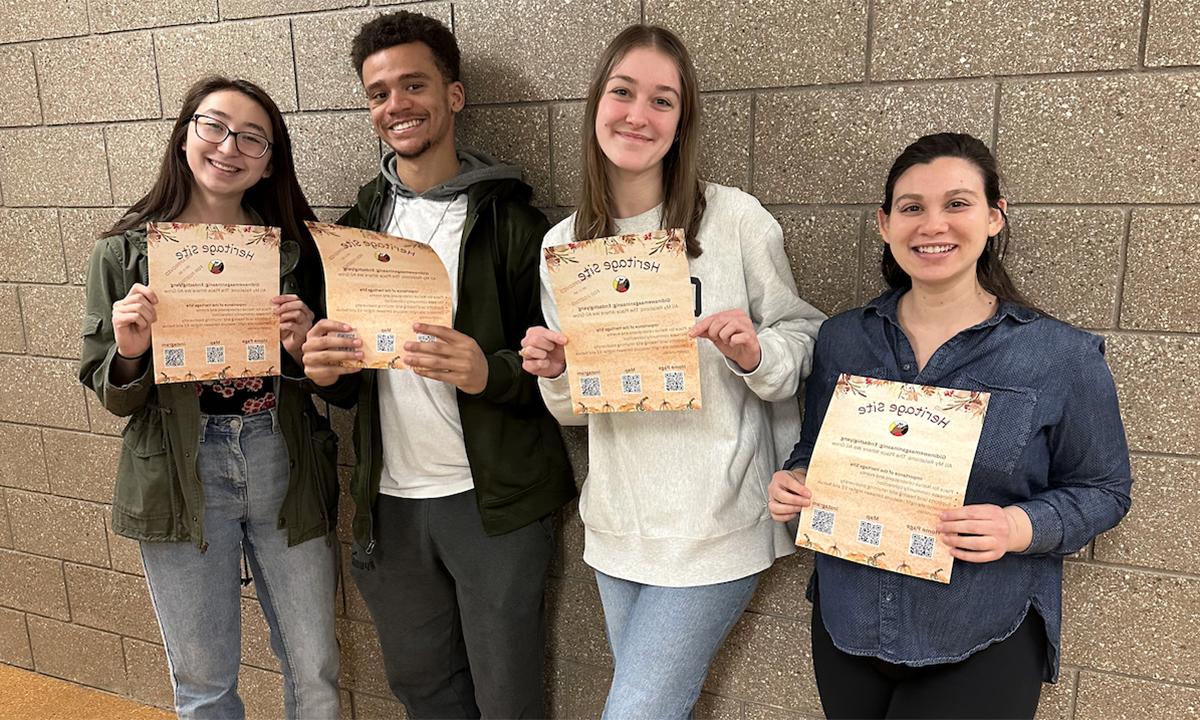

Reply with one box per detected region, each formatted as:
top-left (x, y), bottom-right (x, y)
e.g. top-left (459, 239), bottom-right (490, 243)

top-left (79, 228), bottom-right (337, 550)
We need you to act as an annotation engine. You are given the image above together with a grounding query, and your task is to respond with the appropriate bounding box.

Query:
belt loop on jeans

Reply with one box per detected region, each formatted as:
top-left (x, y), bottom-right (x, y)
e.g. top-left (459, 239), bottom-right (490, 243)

top-left (197, 413), bottom-right (210, 444)
top-left (269, 406), bottom-right (280, 434)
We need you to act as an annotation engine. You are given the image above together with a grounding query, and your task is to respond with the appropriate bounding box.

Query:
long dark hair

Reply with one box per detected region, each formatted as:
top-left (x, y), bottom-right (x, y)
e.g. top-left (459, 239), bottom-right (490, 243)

top-left (575, 25), bottom-right (707, 256)
top-left (880, 132), bottom-right (1034, 309)
top-left (103, 76), bottom-right (317, 259)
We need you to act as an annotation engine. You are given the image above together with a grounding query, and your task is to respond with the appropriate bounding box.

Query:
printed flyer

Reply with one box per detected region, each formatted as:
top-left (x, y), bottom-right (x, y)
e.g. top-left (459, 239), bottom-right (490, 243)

top-left (307, 221), bottom-right (452, 369)
top-left (146, 222), bottom-right (280, 384)
top-left (796, 374), bottom-right (990, 583)
top-left (544, 228), bottom-right (701, 414)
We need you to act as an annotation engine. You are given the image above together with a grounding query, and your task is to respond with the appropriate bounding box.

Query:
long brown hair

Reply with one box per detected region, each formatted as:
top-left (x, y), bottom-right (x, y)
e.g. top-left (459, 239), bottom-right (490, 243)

top-left (104, 76), bottom-right (317, 260)
top-left (880, 132), bottom-right (1036, 310)
top-left (575, 25), bottom-right (707, 256)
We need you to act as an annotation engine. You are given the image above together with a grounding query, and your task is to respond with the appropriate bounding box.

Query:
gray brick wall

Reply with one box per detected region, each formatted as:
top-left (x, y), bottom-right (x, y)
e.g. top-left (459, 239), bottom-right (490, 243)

top-left (0, 1), bottom-right (1196, 718)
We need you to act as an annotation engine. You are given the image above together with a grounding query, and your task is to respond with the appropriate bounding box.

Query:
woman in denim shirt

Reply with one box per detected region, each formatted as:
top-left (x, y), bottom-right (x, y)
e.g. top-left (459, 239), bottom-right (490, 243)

top-left (768, 133), bottom-right (1131, 719)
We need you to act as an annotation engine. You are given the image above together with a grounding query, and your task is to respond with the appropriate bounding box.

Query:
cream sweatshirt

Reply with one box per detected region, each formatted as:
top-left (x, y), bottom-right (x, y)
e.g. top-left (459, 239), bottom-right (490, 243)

top-left (538, 183), bottom-right (825, 586)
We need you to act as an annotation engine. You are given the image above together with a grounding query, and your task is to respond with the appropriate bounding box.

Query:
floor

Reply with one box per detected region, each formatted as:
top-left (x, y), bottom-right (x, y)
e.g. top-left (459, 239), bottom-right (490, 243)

top-left (0, 663), bottom-right (171, 719)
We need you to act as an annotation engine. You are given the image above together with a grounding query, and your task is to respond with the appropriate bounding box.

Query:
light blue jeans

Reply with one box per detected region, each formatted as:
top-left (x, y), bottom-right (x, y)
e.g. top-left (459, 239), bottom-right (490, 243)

top-left (140, 410), bottom-right (340, 720)
top-left (595, 570), bottom-right (760, 720)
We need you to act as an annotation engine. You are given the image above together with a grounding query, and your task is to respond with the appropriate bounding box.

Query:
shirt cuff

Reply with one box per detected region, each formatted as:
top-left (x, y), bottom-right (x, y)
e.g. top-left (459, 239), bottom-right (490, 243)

top-left (1013, 499), bottom-right (1064, 555)
top-left (723, 342), bottom-right (766, 377)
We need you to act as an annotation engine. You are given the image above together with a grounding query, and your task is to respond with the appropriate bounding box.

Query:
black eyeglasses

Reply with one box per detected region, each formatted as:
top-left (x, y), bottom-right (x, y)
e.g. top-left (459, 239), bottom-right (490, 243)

top-left (191, 114), bottom-right (273, 159)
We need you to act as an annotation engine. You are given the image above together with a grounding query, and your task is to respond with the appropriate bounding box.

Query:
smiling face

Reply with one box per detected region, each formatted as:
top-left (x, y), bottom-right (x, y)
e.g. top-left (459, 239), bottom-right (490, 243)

top-left (878, 156), bottom-right (1006, 292)
top-left (362, 41), bottom-right (463, 159)
top-left (594, 45), bottom-right (682, 181)
top-left (183, 89), bottom-right (273, 202)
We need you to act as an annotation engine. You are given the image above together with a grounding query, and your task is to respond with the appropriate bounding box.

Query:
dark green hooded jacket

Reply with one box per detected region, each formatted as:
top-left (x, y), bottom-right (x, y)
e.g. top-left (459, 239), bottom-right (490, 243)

top-left (320, 155), bottom-right (576, 567)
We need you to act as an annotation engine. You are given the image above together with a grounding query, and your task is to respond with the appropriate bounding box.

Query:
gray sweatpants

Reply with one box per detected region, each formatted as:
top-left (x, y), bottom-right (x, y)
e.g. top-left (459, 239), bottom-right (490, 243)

top-left (351, 489), bottom-right (555, 719)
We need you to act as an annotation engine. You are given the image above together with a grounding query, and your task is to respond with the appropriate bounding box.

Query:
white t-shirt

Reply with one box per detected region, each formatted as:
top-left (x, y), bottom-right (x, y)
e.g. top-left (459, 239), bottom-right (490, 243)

top-left (376, 191), bottom-right (474, 498)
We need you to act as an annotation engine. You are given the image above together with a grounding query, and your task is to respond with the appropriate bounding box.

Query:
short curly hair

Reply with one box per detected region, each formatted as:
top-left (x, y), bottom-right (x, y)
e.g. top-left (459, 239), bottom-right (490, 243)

top-left (350, 11), bottom-right (461, 83)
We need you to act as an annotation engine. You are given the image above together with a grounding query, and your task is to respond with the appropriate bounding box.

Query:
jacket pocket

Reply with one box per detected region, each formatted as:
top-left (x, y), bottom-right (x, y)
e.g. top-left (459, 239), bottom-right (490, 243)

top-left (958, 374), bottom-right (1038, 499)
top-left (114, 413), bottom-right (178, 523)
top-left (302, 410), bottom-right (340, 535)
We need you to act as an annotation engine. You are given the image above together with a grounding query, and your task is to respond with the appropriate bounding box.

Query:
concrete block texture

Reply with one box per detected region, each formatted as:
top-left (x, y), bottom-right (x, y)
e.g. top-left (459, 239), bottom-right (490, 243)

top-left (1074, 671), bottom-right (1200, 720)
top-left (88, 0), bottom-right (217, 33)
top-left (1062, 562), bottom-right (1200, 685)
top-left (545, 576), bottom-right (612, 667)
top-left (59, 208), bottom-right (122, 285)
top-left (289, 112), bottom-right (381, 207)
top-left (155, 19), bottom-right (298, 113)
top-left (1122, 208), bottom-right (1200, 332)
top-left (872, 0), bottom-right (1141, 80)
top-left (0, 47), bottom-right (41, 127)
top-left (106, 120), bottom-right (176, 207)
top-left (0, 209), bottom-right (66, 283)
top-left (122, 638), bottom-right (173, 708)
top-left (0, 286), bottom-right (26, 353)
top-left (0, 606), bottom-right (32, 668)
top-left (65, 563), bottom-right (160, 642)
top-left (774, 208), bottom-right (863, 317)
top-left (222, 0), bottom-right (366, 20)
top-left (36, 33), bottom-right (160, 124)
top-left (27, 615), bottom-right (127, 693)
top-left (0, 548), bottom-right (69, 619)
top-left (455, 0), bottom-right (641, 103)
top-left (19, 284), bottom-right (86, 359)
top-left (5, 489), bottom-right (110, 567)
top-left (1004, 207), bottom-right (1124, 328)
top-left (705, 611), bottom-right (821, 713)
top-left (0, 422), bottom-right (49, 492)
top-left (0, 357), bottom-right (89, 430)
top-left (1145, 0), bottom-right (1200, 68)
top-left (646, 0), bottom-right (867, 89)
top-left (1093, 455), bottom-right (1200, 574)
top-left (0, 0), bottom-right (88, 44)
top-left (0, 128), bottom-right (111, 207)
top-left (753, 82), bottom-right (994, 204)
top-left (998, 73), bottom-right (1200, 203)
top-left (293, 4), bottom-right (451, 112)
top-left (457, 104), bottom-right (551, 206)
top-left (1105, 334), bottom-right (1200, 455)
top-left (43, 429), bottom-right (120, 503)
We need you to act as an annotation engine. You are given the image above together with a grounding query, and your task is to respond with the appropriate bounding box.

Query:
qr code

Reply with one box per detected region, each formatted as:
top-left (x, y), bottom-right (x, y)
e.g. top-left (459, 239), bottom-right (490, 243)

top-left (908, 532), bottom-right (935, 559)
top-left (580, 376), bottom-right (601, 397)
top-left (205, 345), bottom-right (225, 365)
top-left (416, 333), bottom-right (435, 343)
top-left (246, 343), bottom-right (266, 362)
top-left (857, 519), bottom-right (883, 547)
top-left (376, 333), bottom-right (395, 353)
top-left (663, 371), bottom-right (685, 392)
top-left (163, 347), bottom-right (185, 368)
top-left (810, 508), bottom-right (835, 535)
top-left (621, 373), bottom-right (642, 394)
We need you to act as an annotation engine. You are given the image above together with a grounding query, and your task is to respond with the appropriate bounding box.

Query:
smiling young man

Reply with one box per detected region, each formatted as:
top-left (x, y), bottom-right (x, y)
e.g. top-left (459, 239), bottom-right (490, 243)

top-left (300, 11), bottom-right (575, 718)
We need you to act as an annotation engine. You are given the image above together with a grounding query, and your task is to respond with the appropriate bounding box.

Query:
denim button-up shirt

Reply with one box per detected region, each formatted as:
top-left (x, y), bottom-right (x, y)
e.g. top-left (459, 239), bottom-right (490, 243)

top-left (785, 288), bottom-right (1132, 682)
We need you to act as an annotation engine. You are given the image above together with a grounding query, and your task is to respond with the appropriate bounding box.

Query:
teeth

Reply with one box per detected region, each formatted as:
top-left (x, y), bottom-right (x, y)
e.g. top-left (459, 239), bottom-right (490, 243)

top-left (209, 159), bottom-right (240, 172)
top-left (915, 245), bottom-right (954, 254)
top-left (390, 119), bottom-right (422, 131)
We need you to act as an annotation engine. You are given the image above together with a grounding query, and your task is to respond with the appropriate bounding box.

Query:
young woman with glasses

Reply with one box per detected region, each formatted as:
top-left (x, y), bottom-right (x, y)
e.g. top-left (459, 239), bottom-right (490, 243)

top-left (79, 77), bottom-right (340, 719)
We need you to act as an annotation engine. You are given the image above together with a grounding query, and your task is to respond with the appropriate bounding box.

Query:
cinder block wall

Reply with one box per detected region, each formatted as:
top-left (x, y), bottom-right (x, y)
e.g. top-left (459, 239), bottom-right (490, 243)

top-left (1, 1), bottom-right (1198, 718)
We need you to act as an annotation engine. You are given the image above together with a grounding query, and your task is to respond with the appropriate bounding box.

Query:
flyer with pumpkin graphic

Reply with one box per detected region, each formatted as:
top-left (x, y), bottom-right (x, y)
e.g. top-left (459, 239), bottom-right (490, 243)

top-left (306, 221), bottom-right (452, 370)
top-left (146, 222), bottom-right (281, 384)
top-left (796, 374), bottom-right (990, 583)
top-left (544, 228), bottom-right (701, 414)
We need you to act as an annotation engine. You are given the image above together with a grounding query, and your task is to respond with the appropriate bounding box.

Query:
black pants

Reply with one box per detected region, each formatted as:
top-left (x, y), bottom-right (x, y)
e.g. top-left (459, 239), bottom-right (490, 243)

top-left (811, 598), bottom-right (1045, 719)
top-left (351, 490), bottom-right (555, 719)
